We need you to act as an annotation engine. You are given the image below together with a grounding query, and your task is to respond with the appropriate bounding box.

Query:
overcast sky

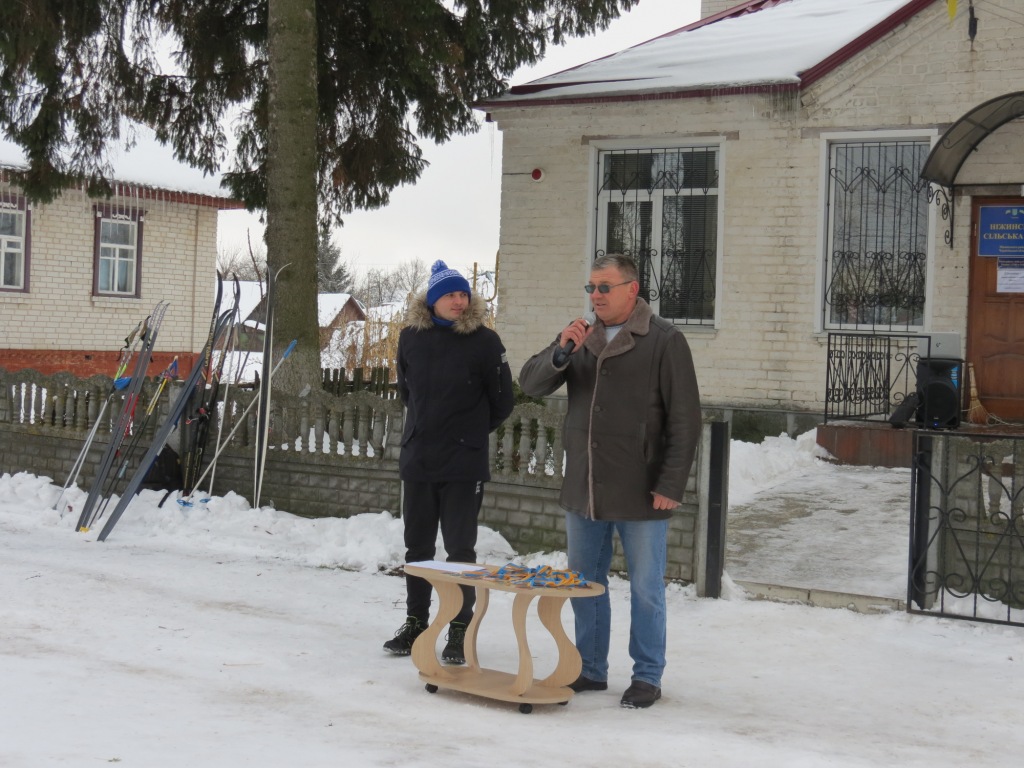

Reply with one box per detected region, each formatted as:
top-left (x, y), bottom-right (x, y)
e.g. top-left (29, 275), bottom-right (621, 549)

top-left (218, 0), bottom-right (703, 279)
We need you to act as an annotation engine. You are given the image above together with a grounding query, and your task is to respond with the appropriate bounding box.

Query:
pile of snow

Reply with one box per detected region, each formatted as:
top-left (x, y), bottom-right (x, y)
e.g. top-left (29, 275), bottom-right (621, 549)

top-left (0, 429), bottom-right (837, 560)
top-left (728, 429), bottom-right (833, 506)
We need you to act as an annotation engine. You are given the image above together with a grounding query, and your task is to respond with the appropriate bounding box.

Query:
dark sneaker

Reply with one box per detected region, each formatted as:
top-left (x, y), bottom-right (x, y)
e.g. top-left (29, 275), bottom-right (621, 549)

top-left (569, 674), bottom-right (608, 693)
top-left (441, 621), bottom-right (467, 665)
top-left (383, 616), bottom-right (427, 655)
top-left (620, 680), bottom-right (662, 709)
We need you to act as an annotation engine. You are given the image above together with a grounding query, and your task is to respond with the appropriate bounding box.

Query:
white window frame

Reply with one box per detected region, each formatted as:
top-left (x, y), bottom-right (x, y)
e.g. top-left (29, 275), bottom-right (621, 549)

top-left (0, 200), bottom-right (29, 292)
top-left (94, 206), bottom-right (143, 297)
top-left (590, 138), bottom-right (725, 328)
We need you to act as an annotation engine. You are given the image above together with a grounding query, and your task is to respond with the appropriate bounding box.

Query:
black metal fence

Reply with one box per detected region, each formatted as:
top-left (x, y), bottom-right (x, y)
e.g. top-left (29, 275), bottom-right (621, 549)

top-left (825, 332), bottom-right (920, 422)
top-left (825, 332), bottom-right (962, 427)
top-left (909, 431), bottom-right (1024, 627)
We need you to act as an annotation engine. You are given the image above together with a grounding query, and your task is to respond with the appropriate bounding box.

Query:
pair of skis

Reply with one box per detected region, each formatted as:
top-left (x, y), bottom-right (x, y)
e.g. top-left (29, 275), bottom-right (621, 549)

top-left (174, 263), bottom-right (293, 509)
top-left (54, 318), bottom-right (147, 515)
top-left (96, 306), bottom-right (236, 541)
top-left (75, 302), bottom-right (169, 532)
top-left (85, 263), bottom-right (293, 536)
top-left (180, 273), bottom-right (240, 497)
top-left (176, 337), bottom-right (297, 507)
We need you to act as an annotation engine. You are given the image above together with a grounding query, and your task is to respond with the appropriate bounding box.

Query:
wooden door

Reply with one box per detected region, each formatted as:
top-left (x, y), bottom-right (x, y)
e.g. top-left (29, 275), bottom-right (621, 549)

top-left (967, 197), bottom-right (1024, 420)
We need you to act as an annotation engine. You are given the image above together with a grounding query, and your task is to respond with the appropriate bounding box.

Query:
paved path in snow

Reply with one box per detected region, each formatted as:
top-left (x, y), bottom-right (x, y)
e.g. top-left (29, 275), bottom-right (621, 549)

top-left (725, 464), bottom-right (912, 600)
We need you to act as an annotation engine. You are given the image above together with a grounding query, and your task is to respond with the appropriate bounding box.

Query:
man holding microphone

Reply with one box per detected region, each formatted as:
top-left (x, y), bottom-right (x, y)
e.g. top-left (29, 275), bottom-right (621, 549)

top-left (518, 254), bottom-right (701, 709)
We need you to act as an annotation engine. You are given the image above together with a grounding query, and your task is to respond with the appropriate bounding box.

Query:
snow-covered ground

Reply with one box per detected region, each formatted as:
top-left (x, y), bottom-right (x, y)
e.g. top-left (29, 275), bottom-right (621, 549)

top-left (2, 432), bottom-right (1022, 767)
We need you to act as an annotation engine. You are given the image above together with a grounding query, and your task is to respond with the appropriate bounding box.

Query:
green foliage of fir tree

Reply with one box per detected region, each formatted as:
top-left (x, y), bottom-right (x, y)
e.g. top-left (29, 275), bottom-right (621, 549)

top-left (317, 233), bottom-right (353, 294)
top-left (1, 0), bottom-right (636, 214)
top-left (0, 0), bottom-right (638, 392)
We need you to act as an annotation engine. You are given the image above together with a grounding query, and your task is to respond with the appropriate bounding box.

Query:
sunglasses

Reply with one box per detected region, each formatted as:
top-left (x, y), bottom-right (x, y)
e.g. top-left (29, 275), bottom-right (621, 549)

top-left (584, 280), bottom-right (633, 294)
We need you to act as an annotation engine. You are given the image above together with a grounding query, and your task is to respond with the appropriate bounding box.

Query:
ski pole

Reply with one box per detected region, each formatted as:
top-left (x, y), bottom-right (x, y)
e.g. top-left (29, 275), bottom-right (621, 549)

top-left (179, 339), bottom-right (297, 505)
top-left (53, 377), bottom-right (138, 514)
top-left (207, 278), bottom-right (243, 495)
top-left (55, 397), bottom-right (109, 514)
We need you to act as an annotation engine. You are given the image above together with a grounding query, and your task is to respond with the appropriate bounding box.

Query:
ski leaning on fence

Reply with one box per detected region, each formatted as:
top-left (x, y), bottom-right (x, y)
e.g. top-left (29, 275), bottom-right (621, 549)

top-left (54, 318), bottom-right (146, 515)
top-left (97, 307), bottom-right (235, 542)
top-left (76, 302), bottom-right (169, 532)
top-left (180, 273), bottom-right (233, 496)
top-left (253, 263), bottom-right (290, 509)
top-left (89, 356), bottom-right (180, 524)
top-left (177, 338), bottom-right (297, 508)
top-left (204, 275), bottom-right (244, 498)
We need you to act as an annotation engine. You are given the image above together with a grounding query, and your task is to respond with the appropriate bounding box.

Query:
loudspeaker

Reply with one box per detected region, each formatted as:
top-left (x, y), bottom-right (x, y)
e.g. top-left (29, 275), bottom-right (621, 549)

top-left (915, 358), bottom-right (962, 429)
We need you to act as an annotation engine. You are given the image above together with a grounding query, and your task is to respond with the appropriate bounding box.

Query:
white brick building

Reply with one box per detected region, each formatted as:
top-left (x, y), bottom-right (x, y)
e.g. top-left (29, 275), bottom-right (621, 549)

top-left (1, 160), bottom-right (241, 377)
top-left (482, 0), bottom-right (1024, 426)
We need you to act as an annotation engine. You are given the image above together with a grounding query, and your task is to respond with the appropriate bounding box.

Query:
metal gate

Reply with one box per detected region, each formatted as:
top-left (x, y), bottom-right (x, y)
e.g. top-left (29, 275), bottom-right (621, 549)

top-left (909, 431), bottom-right (1024, 626)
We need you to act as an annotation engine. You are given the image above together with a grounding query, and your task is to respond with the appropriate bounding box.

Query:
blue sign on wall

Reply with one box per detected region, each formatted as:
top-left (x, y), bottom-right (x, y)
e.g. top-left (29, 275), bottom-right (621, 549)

top-left (978, 206), bottom-right (1024, 257)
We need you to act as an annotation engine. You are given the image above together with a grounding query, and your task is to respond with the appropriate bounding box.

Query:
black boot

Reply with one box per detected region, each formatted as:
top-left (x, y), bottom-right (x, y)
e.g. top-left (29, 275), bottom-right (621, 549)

top-left (382, 616), bottom-right (427, 655)
top-left (441, 621), bottom-right (467, 665)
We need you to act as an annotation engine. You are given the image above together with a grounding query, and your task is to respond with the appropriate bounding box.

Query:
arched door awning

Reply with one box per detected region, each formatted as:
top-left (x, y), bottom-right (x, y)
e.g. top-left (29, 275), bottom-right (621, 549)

top-left (921, 91), bottom-right (1024, 187)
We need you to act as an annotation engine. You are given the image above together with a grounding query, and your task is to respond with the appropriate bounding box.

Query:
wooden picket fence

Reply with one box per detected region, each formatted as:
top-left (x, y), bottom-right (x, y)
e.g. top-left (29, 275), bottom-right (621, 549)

top-left (320, 366), bottom-right (397, 398)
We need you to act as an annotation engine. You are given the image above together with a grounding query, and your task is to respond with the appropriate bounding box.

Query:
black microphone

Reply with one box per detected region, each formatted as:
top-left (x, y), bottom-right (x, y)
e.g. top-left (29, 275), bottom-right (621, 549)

top-left (553, 311), bottom-right (597, 367)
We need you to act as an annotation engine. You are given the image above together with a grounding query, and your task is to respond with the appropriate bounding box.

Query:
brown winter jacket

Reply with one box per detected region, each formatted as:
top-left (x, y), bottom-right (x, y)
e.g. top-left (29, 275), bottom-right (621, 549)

top-left (518, 299), bottom-right (701, 521)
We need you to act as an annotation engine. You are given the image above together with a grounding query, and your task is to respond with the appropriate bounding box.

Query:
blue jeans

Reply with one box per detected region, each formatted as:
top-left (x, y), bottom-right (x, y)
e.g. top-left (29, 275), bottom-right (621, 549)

top-left (565, 512), bottom-right (669, 688)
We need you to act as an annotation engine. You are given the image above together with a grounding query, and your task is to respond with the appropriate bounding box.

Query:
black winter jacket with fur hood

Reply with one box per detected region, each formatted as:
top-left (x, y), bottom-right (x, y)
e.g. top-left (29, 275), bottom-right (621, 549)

top-left (397, 291), bottom-right (514, 482)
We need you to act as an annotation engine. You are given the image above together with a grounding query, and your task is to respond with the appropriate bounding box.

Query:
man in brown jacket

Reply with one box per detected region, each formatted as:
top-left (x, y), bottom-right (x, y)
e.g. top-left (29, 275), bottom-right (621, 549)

top-left (518, 254), bottom-right (701, 709)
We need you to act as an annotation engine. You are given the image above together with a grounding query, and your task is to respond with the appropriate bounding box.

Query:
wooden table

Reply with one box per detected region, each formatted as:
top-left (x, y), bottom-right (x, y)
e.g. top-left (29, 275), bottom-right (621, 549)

top-left (404, 562), bottom-right (605, 713)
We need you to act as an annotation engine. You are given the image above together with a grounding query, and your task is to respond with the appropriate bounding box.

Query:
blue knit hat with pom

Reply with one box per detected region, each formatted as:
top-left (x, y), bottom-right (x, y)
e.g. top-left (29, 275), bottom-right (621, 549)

top-left (426, 260), bottom-right (471, 307)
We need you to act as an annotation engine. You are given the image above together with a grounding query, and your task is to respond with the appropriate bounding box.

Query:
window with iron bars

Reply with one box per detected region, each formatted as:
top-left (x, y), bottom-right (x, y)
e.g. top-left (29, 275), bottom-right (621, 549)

top-left (823, 139), bottom-right (931, 332)
top-left (593, 146), bottom-right (719, 325)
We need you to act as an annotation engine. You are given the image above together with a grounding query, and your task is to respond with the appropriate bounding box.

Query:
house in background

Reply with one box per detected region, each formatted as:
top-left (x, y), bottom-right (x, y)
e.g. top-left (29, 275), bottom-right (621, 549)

top-left (317, 293), bottom-right (366, 350)
top-left (480, 0), bottom-right (1024, 457)
top-left (241, 288), bottom-right (366, 352)
top-left (0, 127), bottom-right (243, 378)
top-left (321, 300), bottom-right (406, 375)
top-left (231, 279), bottom-right (267, 351)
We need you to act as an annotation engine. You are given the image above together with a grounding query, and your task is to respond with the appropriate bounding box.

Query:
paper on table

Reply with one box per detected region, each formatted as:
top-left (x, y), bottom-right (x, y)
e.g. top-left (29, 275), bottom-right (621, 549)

top-left (407, 561), bottom-right (488, 573)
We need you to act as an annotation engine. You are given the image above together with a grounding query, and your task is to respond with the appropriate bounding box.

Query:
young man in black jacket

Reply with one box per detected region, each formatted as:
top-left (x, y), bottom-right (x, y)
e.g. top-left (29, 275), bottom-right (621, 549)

top-left (383, 260), bottom-right (514, 663)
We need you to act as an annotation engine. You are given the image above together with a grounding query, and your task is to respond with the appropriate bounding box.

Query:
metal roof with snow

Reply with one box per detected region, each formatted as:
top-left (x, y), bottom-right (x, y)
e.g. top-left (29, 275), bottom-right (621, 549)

top-left (0, 122), bottom-right (243, 208)
top-left (481, 0), bottom-right (937, 108)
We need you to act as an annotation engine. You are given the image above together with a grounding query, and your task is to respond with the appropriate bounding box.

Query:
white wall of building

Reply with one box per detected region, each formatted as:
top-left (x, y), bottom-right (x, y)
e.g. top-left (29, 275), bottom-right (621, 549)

top-left (491, 2), bottom-right (1024, 413)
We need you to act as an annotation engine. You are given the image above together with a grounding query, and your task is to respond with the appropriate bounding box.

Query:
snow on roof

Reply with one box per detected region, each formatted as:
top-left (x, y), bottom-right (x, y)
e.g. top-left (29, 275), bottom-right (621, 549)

top-left (318, 293), bottom-right (355, 327)
top-left (365, 301), bottom-right (406, 323)
top-left (488, 0), bottom-right (918, 104)
top-left (1, 121), bottom-right (237, 202)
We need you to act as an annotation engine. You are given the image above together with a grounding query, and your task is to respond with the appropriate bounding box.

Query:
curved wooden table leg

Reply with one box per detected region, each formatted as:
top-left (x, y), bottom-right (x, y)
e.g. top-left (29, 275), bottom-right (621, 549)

top-left (411, 579), bottom-right (463, 680)
top-left (464, 585), bottom-right (488, 670)
top-left (536, 594), bottom-right (580, 688)
top-left (510, 592), bottom-right (537, 695)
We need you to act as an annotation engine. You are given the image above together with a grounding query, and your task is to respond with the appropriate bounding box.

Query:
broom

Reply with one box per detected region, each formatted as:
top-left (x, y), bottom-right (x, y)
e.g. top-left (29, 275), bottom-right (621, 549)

top-left (965, 362), bottom-right (991, 425)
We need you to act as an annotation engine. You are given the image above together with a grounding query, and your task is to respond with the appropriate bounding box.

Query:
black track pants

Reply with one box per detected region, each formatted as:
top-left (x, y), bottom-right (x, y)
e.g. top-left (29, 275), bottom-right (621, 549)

top-left (402, 480), bottom-right (484, 625)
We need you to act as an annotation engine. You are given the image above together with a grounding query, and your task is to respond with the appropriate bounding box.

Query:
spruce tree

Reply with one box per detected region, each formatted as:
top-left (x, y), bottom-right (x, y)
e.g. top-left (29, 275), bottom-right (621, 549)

top-left (317, 233), bottom-right (353, 294)
top-left (0, 0), bottom-right (639, 391)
